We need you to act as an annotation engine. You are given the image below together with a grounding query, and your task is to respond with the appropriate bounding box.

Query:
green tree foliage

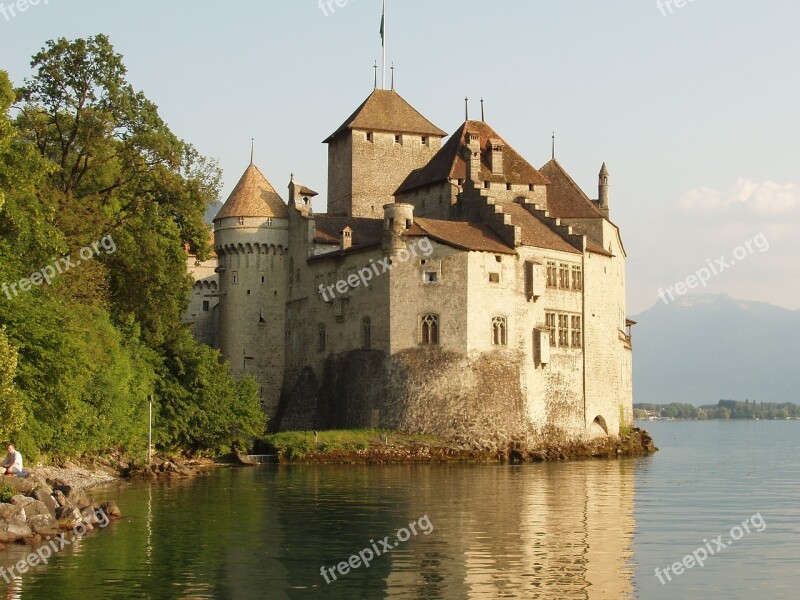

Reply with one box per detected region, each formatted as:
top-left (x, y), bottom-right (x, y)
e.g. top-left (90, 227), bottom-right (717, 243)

top-left (0, 36), bottom-right (265, 458)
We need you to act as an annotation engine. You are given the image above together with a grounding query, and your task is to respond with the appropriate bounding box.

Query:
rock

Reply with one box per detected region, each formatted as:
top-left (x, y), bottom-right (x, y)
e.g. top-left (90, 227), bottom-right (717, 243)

top-left (0, 516), bottom-right (33, 543)
top-left (55, 506), bottom-right (83, 529)
top-left (27, 513), bottom-right (58, 536)
top-left (22, 500), bottom-right (51, 520)
top-left (100, 501), bottom-right (121, 519)
top-left (53, 490), bottom-right (69, 507)
top-left (0, 503), bottom-right (26, 521)
top-left (9, 495), bottom-right (35, 506)
top-left (6, 477), bottom-right (37, 494)
top-left (33, 487), bottom-right (58, 517)
top-left (54, 485), bottom-right (92, 509)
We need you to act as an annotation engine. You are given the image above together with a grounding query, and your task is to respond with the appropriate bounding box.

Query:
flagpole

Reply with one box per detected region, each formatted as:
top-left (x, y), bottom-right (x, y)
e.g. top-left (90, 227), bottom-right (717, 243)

top-left (382, 0), bottom-right (386, 90)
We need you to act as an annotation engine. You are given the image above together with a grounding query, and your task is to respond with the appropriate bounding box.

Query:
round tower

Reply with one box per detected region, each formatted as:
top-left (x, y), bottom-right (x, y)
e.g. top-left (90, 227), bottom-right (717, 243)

top-left (213, 163), bottom-right (289, 416)
top-left (598, 162), bottom-right (610, 216)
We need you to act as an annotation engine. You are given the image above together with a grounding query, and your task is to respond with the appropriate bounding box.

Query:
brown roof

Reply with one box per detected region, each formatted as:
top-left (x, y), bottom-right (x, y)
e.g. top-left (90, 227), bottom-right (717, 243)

top-left (407, 218), bottom-right (515, 255)
top-left (323, 89), bottom-right (447, 143)
top-left (502, 203), bottom-right (581, 254)
top-left (314, 214), bottom-right (384, 247)
top-left (214, 164), bottom-right (288, 220)
top-left (396, 120), bottom-right (550, 194)
top-left (539, 160), bottom-right (606, 219)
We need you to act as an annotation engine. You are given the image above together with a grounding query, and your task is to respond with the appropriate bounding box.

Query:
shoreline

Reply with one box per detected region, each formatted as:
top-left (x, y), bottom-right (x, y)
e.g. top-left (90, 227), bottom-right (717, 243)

top-left (259, 428), bottom-right (658, 465)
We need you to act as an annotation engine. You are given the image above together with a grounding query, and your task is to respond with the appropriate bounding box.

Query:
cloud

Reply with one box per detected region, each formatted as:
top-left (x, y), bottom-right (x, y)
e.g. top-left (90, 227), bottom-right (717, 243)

top-left (680, 177), bottom-right (800, 217)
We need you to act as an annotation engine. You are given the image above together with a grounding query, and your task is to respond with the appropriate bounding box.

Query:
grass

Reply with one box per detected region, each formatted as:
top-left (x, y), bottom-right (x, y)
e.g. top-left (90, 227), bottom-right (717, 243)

top-left (0, 480), bottom-right (16, 502)
top-left (254, 429), bottom-right (441, 460)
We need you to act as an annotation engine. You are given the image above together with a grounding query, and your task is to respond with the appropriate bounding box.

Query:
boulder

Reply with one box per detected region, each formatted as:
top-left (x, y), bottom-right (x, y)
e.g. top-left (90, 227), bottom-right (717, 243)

top-left (0, 516), bottom-right (33, 543)
top-left (27, 514), bottom-right (58, 536)
top-left (6, 477), bottom-right (37, 494)
top-left (22, 500), bottom-right (51, 519)
top-left (100, 501), bottom-right (121, 519)
top-left (9, 495), bottom-right (35, 507)
top-left (0, 503), bottom-right (26, 521)
top-left (55, 506), bottom-right (83, 529)
top-left (52, 490), bottom-right (69, 508)
top-left (33, 487), bottom-right (58, 517)
top-left (54, 485), bottom-right (92, 509)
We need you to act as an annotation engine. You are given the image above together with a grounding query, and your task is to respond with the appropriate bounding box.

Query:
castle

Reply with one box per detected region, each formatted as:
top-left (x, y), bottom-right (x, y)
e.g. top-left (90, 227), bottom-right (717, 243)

top-left (185, 87), bottom-right (634, 443)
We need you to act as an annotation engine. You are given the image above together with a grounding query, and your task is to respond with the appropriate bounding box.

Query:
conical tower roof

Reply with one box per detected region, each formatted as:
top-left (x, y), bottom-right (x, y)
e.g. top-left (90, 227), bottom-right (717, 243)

top-left (214, 164), bottom-right (288, 221)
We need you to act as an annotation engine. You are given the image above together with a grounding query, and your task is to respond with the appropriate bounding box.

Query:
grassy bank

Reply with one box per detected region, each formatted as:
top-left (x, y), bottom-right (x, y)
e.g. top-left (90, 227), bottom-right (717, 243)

top-left (254, 428), bottom-right (657, 463)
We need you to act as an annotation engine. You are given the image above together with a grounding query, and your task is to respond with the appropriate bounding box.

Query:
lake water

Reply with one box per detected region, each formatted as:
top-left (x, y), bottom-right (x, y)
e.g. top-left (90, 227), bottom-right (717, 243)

top-left (2, 421), bottom-right (798, 599)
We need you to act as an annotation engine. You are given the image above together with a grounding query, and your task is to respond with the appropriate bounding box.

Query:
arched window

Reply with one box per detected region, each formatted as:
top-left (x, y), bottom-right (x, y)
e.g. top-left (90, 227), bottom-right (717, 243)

top-left (420, 314), bottom-right (439, 345)
top-left (492, 316), bottom-right (508, 346)
top-left (317, 323), bottom-right (326, 353)
top-left (362, 317), bottom-right (371, 350)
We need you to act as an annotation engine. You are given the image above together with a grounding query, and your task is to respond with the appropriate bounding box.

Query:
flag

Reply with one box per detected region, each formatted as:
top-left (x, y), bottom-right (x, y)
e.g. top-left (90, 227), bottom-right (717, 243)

top-left (380, 2), bottom-right (385, 46)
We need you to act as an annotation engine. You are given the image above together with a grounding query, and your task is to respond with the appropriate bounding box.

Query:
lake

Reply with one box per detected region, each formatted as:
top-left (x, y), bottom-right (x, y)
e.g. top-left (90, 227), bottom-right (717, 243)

top-left (2, 420), bottom-right (798, 599)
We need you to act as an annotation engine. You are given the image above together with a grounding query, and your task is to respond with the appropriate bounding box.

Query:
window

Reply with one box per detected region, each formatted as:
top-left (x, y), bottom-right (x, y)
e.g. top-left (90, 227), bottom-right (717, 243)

top-left (492, 316), bottom-right (508, 346)
top-left (238, 217), bottom-right (245, 225)
top-left (524, 261), bottom-right (535, 299)
top-left (266, 218), bottom-right (273, 227)
top-left (202, 301), bottom-right (209, 311)
top-left (232, 271), bottom-right (238, 284)
top-left (362, 317), bottom-right (371, 349)
top-left (545, 312), bottom-right (556, 344)
top-left (489, 272), bottom-right (500, 284)
top-left (424, 272), bottom-right (438, 283)
top-left (529, 184), bottom-right (535, 191)
top-left (559, 264), bottom-right (570, 289)
top-left (484, 181), bottom-right (490, 189)
top-left (571, 316), bottom-right (582, 348)
top-left (558, 314), bottom-right (569, 347)
top-left (571, 265), bottom-right (583, 291)
top-left (366, 132), bottom-right (373, 142)
top-left (420, 314), bottom-right (439, 345)
top-left (421, 136), bottom-right (428, 146)
top-left (261, 275), bottom-right (266, 284)
top-left (506, 183), bottom-right (512, 191)
top-left (546, 261), bottom-right (558, 288)
top-left (394, 134), bottom-right (401, 144)
top-left (317, 324), bottom-right (326, 352)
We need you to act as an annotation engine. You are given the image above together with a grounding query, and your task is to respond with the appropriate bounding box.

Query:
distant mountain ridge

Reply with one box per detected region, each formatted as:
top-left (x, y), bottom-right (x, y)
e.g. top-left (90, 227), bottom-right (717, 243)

top-left (631, 293), bottom-right (800, 406)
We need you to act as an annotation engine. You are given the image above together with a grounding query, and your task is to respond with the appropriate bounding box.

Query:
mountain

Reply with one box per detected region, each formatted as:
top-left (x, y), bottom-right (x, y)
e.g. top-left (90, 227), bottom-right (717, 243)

top-left (631, 294), bottom-right (800, 406)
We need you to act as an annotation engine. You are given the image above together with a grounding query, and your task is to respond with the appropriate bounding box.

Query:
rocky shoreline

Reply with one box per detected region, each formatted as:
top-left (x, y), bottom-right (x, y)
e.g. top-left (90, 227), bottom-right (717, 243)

top-left (0, 456), bottom-right (213, 552)
top-left (274, 428), bottom-right (658, 464)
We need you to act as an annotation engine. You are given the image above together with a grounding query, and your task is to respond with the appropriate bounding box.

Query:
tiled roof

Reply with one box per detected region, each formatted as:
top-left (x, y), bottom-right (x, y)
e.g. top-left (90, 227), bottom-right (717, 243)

top-left (539, 160), bottom-right (606, 219)
top-left (502, 203), bottom-right (581, 254)
top-left (314, 214), bottom-right (384, 246)
top-left (214, 164), bottom-right (288, 220)
top-left (407, 218), bottom-right (515, 255)
top-left (323, 89), bottom-right (447, 143)
top-left (396, 120), bottom-right (549, 194)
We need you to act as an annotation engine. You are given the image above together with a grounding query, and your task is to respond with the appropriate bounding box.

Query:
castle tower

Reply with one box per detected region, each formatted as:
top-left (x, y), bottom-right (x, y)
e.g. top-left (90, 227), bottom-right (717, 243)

top-left (213, 163), bottom-right (289, 416)
top-left (598, 162), bottom-right (610, 216)
top-left (323, 89), bottom-right (447, 218)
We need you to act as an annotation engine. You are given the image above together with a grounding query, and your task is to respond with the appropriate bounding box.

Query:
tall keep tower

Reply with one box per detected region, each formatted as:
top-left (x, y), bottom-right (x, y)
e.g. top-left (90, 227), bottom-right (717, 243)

top-left (323, 89), bottom-right (447, 217)
top-left (213, 164), bottom-right (289, 415)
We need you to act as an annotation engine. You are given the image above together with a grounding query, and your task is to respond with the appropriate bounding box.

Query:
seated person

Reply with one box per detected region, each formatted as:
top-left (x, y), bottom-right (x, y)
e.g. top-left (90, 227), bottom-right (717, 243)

top-left (1, 443), bottom-right (23, 475)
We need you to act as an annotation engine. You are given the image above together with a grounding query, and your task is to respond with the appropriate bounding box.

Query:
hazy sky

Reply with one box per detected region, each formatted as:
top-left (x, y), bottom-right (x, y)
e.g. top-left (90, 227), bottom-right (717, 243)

top-left (2, 0), bottom-right (798, 314)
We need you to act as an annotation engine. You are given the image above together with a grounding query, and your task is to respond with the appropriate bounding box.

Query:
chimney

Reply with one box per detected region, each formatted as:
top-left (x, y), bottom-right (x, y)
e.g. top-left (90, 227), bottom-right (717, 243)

top-left (465, 130), bottom-right (482, 184)
top-left (340, 226), bottom-right (353, 251)
top-left (489, 139), bottom-right (504, 176)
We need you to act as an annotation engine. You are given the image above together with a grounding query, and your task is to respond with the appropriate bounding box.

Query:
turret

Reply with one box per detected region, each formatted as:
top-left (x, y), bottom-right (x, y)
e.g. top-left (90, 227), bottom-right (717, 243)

top-left (382, 203), bottom-right (414, 253)
top-left (598, 162), bottom-right (610, 217)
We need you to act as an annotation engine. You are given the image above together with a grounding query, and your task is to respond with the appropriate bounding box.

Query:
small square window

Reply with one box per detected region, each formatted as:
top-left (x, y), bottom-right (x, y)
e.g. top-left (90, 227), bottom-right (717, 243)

top-left (247, 290), bottom-right (251, 295)
top-left (425, 272), bottom-right (438, 283)
top-left (202, 301), bottom-right (209, 311)
top-left (489, 272), bottom-right (500, 284)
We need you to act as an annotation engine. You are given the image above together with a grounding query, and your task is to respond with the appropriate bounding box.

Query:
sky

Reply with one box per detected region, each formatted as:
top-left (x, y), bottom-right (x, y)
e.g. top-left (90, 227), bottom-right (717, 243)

top-left (1, 0), bottom-right (798, 314)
